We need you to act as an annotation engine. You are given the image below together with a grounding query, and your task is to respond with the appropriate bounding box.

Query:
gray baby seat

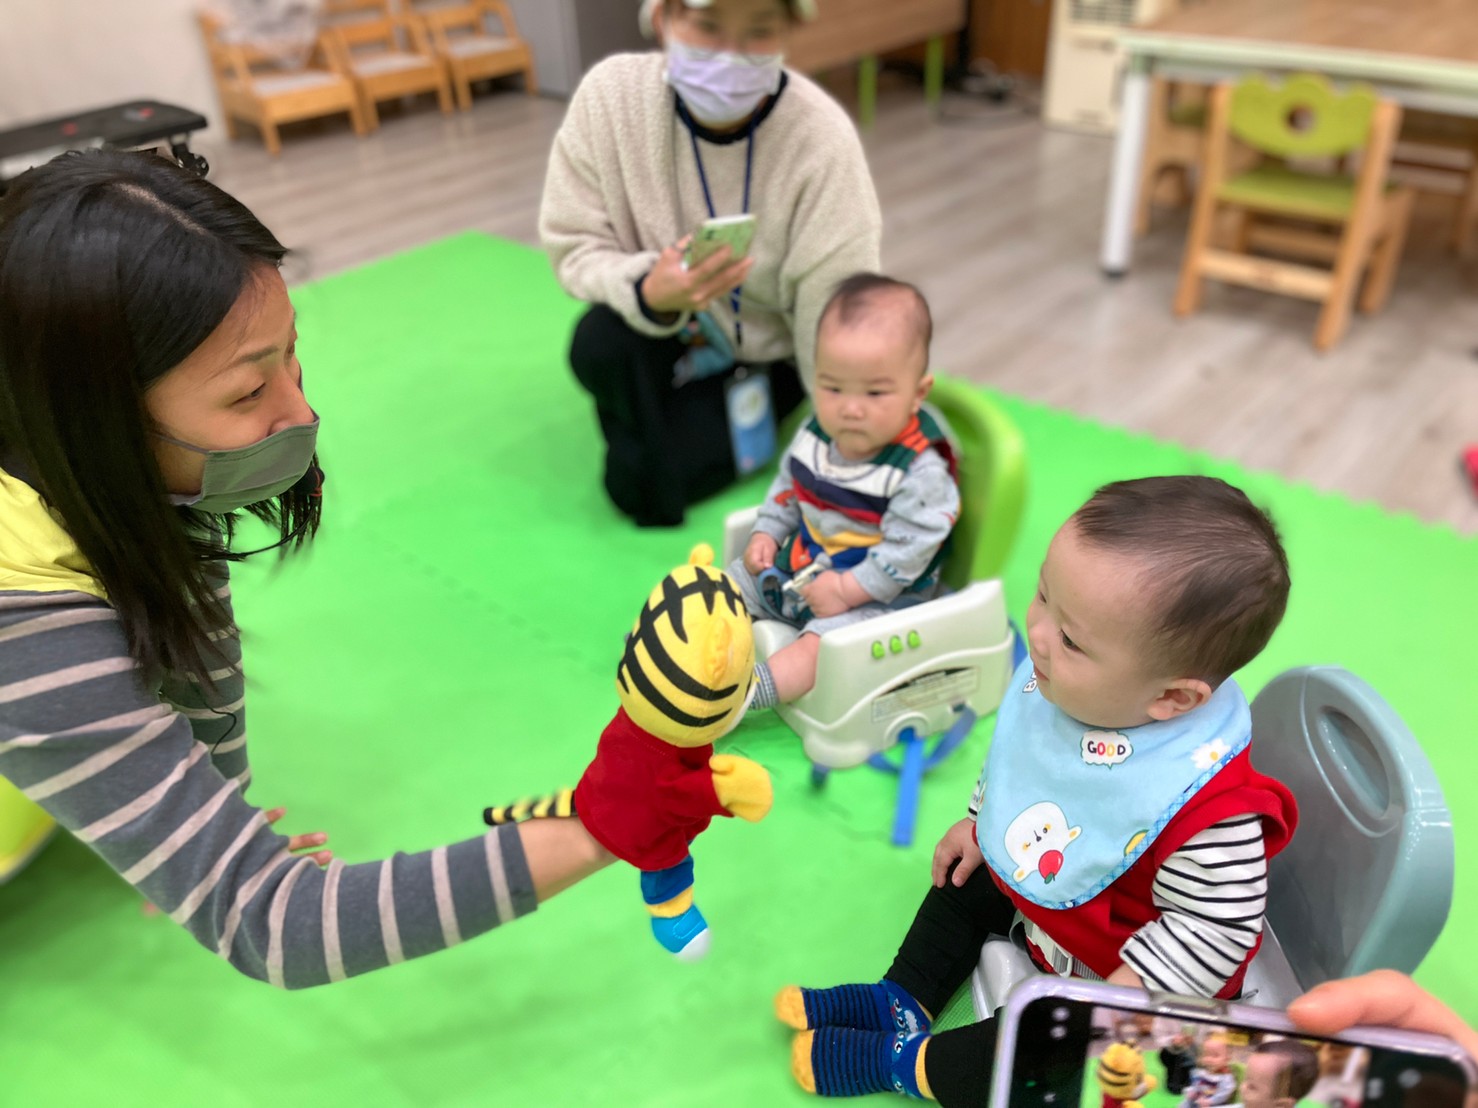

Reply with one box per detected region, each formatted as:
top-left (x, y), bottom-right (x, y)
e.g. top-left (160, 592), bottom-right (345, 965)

top-left (970, 665), bottom-right (1455, 1017)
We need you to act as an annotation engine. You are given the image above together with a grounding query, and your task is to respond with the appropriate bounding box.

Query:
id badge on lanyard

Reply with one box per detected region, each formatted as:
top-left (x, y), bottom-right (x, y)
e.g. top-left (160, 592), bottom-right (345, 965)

top-left (725, 366), bottom-right (777, 477)
top-left (691, 128), bottom-right (775, 474)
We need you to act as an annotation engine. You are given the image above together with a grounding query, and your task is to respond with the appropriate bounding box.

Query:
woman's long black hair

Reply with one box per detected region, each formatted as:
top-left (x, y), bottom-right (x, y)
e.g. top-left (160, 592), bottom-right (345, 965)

top-left (0, 148), bottom-right (321, 684)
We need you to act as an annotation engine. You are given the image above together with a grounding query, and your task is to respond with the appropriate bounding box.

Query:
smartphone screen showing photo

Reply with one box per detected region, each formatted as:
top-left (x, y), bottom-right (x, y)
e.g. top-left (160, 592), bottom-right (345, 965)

top-left (1005, 997), bottom-right (1471, 1108)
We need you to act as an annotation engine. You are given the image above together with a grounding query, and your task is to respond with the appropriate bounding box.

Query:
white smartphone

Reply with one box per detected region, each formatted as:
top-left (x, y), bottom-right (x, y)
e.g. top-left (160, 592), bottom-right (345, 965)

top-left (991, 977), bottom-right (1477, 1108)
top-left (684, 213), bottom-right (757, 269)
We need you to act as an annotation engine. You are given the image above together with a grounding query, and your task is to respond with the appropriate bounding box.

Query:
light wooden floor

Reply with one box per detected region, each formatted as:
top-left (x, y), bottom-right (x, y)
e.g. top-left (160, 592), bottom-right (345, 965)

top-left (203, 83), bottom-right (1478, 534)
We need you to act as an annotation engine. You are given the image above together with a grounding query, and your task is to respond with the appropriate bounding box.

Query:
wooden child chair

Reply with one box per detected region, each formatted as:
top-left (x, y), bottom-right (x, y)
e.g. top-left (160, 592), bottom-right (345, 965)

top-left (319, 0), bottom-right (453, 131)
top-left (413, 0), bottom-right (537, 112)
top-left (1393, 109), bottom-right (1478, 258)
top-left (1137, 77), bottom-right (1209, 235)
top-left (197, 10), bottom-right (367, 156)
top-left (1174, 73), bottom-right (1416, 352)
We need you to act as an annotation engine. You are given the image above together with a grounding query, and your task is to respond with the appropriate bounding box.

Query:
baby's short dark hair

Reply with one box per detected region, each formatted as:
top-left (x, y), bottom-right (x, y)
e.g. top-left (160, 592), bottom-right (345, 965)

top-left (1253, 1039), bottom-right (1319, 1100)
top-left (1072, 476), bottom-right (1290, 683)
top-left (819, 273), bottom-right (933, 365)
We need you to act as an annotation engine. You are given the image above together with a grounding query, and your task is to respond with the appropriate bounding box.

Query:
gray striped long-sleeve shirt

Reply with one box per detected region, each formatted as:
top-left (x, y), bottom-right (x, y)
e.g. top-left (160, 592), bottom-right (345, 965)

top-left (0, 569), bottom-right (537, 989)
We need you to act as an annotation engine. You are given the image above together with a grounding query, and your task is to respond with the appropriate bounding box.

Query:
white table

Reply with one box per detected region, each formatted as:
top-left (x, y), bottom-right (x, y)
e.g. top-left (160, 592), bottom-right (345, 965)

top-left (1101, 0), bottom-right (1478, 275)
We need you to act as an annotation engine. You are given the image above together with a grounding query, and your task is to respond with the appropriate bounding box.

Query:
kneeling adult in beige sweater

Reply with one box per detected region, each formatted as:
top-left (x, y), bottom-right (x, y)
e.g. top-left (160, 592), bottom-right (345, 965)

top-left (539, 0), bottom-right (882, 526)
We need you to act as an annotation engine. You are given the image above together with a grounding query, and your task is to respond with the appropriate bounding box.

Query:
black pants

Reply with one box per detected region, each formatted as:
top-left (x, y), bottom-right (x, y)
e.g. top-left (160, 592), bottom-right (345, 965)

top-left (569, 304), bottom-right (804, 527)
top-left (884, 863), bottom-right (1020, 1108)
top-left (1160, 1044), bottom-right (1197, 1094)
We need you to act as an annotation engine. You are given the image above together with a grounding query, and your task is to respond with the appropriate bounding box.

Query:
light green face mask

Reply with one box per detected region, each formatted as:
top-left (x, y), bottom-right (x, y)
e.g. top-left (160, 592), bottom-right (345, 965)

top-left (161, 416), bottom-right (319, 514)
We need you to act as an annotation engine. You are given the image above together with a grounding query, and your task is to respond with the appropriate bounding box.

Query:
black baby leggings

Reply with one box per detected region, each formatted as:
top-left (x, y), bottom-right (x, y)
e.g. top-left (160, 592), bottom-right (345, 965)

top-left (884, 862), bottom-right (1022, 1107)
top-left (568, 304), bottom-right (803, 527)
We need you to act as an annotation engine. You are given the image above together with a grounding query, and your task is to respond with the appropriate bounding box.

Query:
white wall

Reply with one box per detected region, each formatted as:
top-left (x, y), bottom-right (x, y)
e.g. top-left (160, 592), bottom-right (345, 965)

top-left (0, 0), bottom-right (220, 135)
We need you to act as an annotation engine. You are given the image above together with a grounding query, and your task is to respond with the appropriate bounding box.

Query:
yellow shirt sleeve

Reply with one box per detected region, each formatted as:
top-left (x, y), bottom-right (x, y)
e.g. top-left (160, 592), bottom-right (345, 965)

top-left (0, 468), bottom-right (107, 601)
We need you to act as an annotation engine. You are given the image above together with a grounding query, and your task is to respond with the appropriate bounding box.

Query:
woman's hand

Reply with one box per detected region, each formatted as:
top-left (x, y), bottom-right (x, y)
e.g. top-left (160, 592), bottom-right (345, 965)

top-left (1289, 970), bottom-right (1478, 1107)
top-left (265, 806), bottom-right (332, 866)
top-left (932, 817), bottom-right (985, 887)
top-left (641, 237), bottom-right (754, 316)
top-left (744, 532), bottom-right (778, 575)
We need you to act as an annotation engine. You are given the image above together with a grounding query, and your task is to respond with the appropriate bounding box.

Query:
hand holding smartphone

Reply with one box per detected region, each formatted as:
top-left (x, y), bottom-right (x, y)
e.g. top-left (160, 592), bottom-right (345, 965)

top-left (684, 213), bottom-right (757, 270)
top-left (641, 216), bottom-right (757, 316)
top-left (991, 977), bottom-right (1477, 1108)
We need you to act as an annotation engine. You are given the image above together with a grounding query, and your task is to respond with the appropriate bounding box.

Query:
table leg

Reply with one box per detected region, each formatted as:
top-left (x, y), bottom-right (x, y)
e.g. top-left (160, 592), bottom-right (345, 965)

top-left (1100, 54), bottom-right (1152, 277)
top-left (925, 36), bottom-right (945, 114)
top-left (859, 55), bottom-right (879, 129)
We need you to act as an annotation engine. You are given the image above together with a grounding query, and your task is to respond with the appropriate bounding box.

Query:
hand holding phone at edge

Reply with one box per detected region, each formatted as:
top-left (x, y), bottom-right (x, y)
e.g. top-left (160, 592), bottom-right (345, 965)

top-left (641, 236), bottom-right (754, 316)
top-left (1290, 970), bottom-right (1478, 1107)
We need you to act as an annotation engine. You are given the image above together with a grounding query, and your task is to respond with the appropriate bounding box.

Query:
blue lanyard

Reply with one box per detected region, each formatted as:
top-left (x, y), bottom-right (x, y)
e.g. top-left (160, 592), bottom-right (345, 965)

top-left (689, 128), bottom-right (754, 350)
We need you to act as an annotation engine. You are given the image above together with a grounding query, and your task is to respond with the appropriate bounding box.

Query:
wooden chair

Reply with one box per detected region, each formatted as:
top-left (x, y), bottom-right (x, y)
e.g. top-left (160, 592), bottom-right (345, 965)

top-left (413, 0), bottom-right (537, 111)
top-left (1393, 109), bottom-right (1478, 258)
top-left (1137, 78), bottom-right (1209, 234)
top-left (782, 0), bottom-right (959, 128)
top-left (197, 10), bottom-right (367, 156)
top-left (1174, 74), bottom-right (1416, 352)
top-left (319, 0), bottom-right (453, 130)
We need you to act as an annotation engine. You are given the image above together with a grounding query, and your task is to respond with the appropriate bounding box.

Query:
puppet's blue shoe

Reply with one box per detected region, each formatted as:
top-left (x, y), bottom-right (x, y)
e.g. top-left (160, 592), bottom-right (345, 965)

top-left (651, 904), bottom-right (710, 961)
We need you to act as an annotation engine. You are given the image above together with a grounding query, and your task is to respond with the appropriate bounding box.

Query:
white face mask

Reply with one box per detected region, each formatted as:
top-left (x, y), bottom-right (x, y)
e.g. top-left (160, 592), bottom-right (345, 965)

top-left (665, 39), bottom-right (784, 126)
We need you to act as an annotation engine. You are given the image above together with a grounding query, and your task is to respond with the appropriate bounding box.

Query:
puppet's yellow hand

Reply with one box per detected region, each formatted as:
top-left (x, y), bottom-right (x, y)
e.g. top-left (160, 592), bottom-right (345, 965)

top-left (710, 754), bottom-right (773, 822)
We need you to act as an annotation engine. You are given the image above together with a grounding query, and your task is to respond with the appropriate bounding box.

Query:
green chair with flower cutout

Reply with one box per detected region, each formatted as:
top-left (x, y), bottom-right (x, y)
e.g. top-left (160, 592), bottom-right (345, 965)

top-left (1174, 73), bottom-right (1416, 351)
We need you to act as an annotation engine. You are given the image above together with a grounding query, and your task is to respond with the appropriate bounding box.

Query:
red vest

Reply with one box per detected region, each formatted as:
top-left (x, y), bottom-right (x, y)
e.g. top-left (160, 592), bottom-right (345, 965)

top-left (989, 748), bottom-right (1297, 999)
top-left (572, 708), bottom-right (730, 872)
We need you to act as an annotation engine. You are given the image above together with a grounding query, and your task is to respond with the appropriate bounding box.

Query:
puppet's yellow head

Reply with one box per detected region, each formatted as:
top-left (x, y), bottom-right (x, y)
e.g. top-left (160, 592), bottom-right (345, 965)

top-left (1096, 1042), bottom-right (1157, 1105)
top-left (617, 545), bottom-right (755, 747)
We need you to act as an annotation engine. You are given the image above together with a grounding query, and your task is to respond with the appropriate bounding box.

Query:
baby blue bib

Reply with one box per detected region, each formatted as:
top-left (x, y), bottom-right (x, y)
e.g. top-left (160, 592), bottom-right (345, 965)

top-left (974, 658), bottom-right (1251, 909)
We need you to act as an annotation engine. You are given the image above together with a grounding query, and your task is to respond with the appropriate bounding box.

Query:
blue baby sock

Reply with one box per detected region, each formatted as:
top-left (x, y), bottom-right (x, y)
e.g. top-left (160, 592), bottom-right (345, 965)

top-left (801, 1028), bottom-right (929, 1098)
top-left (779, 979), bottom-right (932, 1034)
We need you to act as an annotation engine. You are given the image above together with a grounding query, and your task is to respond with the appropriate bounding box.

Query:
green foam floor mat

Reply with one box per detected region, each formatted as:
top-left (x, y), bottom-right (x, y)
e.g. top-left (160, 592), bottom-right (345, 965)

top-left (1, 233), bottom-right (1472, 1106)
